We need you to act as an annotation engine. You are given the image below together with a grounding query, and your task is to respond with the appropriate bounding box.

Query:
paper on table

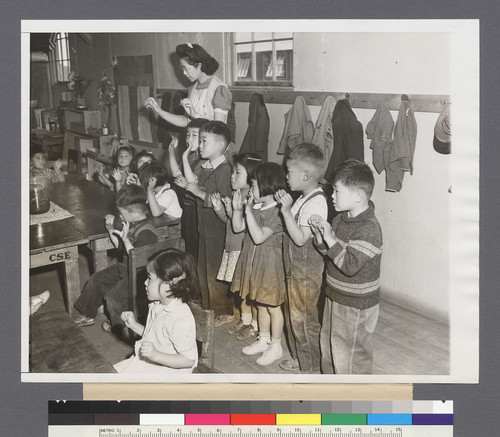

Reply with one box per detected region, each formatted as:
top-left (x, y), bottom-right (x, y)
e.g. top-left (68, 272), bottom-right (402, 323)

top-left (30, 202), bottom-right (73, 226)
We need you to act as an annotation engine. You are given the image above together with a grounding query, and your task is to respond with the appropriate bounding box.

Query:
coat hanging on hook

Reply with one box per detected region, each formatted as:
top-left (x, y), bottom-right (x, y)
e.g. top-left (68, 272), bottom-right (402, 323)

top-left (366, 100), bottom-right (394, 174)
top-left (324, 98), bottom-right (364, 182)
top-left (433, 102), bottom-right (451, 154)
top-left (383, 97), bottom-right (417, 192)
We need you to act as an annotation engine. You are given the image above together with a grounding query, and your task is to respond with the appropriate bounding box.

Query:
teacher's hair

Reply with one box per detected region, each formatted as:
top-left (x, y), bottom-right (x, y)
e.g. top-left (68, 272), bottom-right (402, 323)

top-left (176, 43), bottom-right (219, 76)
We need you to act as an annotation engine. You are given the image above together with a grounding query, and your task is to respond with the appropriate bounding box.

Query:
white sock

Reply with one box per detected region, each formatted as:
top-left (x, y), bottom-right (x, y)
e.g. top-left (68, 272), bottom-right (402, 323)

top-left (251, 319), bottom-right (258, 330)
top-left (241, 312), bottom-right (252, 325)
top-left (260, 332), bottom-right (271, 342)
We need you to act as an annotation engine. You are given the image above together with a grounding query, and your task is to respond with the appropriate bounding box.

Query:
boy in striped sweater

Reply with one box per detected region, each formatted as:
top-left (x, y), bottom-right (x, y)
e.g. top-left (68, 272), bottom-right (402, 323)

top-left (309, 159), bottom-right (383, 374)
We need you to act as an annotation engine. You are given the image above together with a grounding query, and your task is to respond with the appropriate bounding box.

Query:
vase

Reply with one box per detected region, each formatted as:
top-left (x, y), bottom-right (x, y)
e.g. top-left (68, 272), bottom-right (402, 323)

top-left (30, 179), bottom-right (50, 214)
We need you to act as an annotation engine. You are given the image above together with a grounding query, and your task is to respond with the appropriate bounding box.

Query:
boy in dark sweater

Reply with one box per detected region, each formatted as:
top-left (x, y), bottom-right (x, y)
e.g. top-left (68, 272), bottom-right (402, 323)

top-left (73, 184), bottom-right (159, 334)
top-left (309, 159), bottom-right (383, 374)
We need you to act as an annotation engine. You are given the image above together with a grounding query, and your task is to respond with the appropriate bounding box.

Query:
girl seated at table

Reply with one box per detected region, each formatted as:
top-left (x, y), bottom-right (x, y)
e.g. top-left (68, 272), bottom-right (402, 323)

top-left (126, 149), bottom-right (158, 186)
top-left (96, 145), bottom-right (135, 191)
top-left (115, 248), bottom-right (199, 373)
top-left (138, 161), bottom-right (183, 219)
top-left (30, 143), bottom-right (65, 185)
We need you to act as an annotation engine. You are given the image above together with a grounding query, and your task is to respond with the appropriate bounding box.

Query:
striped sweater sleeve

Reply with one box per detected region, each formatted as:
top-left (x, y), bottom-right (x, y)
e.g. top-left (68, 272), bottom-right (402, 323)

top-left (325, 220), bottom-right (382, 277)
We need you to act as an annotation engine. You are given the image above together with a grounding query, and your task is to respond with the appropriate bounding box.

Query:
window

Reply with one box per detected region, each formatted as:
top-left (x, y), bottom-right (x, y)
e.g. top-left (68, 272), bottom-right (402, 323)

top-left (231, 32), bottom-right (293, 86)
top-left (48, 33), bottom-right (71, 84)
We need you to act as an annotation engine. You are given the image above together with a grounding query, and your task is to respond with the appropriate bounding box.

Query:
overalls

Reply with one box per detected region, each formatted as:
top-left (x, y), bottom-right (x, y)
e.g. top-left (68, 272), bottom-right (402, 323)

top-left (283, 190), bottom-right (326, 373)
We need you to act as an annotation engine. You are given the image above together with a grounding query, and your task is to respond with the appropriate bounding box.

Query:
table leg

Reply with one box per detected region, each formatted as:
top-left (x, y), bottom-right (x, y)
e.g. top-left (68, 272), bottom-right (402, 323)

top-left (64, 258), bottom-right (81, 318)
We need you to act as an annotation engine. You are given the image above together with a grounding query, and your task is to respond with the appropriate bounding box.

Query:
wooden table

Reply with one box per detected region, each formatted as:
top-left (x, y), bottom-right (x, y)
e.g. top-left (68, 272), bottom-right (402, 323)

top-left (30, 215), bottom-right (88, 318)
top-left (30, 180), bottom-right (181, 316)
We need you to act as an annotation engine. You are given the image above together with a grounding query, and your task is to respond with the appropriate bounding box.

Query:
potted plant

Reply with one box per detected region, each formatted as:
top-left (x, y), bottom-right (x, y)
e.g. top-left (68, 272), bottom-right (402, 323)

top-left (67, 71), bottom-right (91, 109)
top-left (97, 71), bottom-right (116, 131)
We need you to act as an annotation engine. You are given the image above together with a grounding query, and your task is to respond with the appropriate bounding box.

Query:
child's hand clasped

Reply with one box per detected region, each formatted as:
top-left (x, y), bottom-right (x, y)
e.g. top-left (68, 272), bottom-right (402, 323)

top-left (210, 193), bottom-right (223, 211)
top-left (275, 189), bottom-right (293, 212)
top-left (232, 188), bottom-right (245, 211)
top-left (222, 196), bottom-right (232, 215)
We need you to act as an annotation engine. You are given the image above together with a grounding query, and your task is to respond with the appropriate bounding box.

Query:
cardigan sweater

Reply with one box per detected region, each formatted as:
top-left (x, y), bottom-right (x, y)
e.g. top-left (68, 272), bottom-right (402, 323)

top-left (319, 201), bottom-right (383, 310)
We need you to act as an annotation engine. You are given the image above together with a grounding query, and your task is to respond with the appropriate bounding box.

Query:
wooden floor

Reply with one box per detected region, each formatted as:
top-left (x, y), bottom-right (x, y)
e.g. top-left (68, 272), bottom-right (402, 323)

top-left (29, 248), bottom-right (449, 375)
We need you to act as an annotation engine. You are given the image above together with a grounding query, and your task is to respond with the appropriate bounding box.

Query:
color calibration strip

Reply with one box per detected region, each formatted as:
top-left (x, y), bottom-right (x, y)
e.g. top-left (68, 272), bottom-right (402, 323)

top-left (48, 401), bottom-right (453, 426)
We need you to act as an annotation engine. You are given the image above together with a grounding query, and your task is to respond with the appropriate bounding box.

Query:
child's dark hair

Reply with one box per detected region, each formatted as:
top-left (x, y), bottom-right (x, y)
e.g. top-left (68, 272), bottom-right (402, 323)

top-left (231, 152), bottom-right (262, 185)
top-left (113, 145), bottom-right (136, 168)
top-left (138, 161), bottom-right (169, 190)
top-left (115, 184), bottom-right (148, 214)
top-left (286, 143), bottom-right (327, 179)
top-left (332, 159), bottom-right (375, 197)
top-left (148, 248), bottom-right (200, 303)
top-left (200, 120), bottom-right (231, 148)
top-left (251, 162), bottom-right (288, 197)
top-left (187, 117), bottom-right (209, 130)
top-left (129, 149), bottom-right (155, 174)
top-left (176, 43), bottom-right (219, 76)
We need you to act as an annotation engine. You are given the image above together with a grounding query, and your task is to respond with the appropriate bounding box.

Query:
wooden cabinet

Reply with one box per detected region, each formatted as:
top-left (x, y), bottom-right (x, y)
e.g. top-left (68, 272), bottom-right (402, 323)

top-left (63, 109), bottom-right (102, 135)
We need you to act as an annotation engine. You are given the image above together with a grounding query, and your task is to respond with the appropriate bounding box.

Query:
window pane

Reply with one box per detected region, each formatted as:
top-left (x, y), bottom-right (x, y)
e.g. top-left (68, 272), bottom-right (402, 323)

top-left (236, 53), bottom-right (252, 80)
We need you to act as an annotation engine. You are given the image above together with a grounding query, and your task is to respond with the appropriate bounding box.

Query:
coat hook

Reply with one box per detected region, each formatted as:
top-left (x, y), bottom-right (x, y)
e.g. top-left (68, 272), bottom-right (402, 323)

top-left (401, 94), bottom-right (409, 101)
top-left (345, 92), bottom-right (350, 100)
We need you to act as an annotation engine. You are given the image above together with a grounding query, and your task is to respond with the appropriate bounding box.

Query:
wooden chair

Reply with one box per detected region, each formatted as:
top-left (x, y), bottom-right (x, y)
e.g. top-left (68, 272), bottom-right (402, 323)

top-left (188, 303), bottom-right (217, 373)
top-left (128, 241), bottom-right (217, 373)
top-left (127, 240), bottom-right (180, 321)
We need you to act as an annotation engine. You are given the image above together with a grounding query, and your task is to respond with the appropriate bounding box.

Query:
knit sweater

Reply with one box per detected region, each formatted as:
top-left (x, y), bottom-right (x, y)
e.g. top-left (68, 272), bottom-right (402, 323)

top-left (319, 201), bottom-right (382, 309)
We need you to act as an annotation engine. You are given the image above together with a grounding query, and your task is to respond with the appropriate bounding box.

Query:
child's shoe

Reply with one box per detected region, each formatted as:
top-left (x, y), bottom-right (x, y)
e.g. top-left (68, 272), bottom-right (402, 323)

top-left (30, 290), bottom-right (51, 316)
top-left (256, 342), bottom-right (283, 366)
top-left (73, 313), bottom-right (95, 327)
top-left (101, 319), bottom-right (112, 333)
top-left (214, 314), bottom-right (235, 327)
top-left (236, 324), bottom-right (258, 340)
top-left (242, 337), bottom-right (270, 356)
top-left (279, 358), bottom-right (300, 371)
top-left (227, 320), bottom-right (246, 335)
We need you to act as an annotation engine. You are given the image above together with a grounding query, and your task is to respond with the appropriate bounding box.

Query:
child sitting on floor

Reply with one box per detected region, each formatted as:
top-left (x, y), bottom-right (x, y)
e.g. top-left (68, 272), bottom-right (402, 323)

top-left (115, 248), bottom-right (199, 373)
top-left (30, 143), bottom-right (65, 185)
top-left (73, 184), bottom-right (159, 335)
top-left (97, 145), bottom-right (135, 191)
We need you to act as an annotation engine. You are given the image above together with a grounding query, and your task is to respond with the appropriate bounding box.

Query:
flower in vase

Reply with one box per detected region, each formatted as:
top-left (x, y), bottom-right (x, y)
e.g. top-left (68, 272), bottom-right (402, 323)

top-left (67, 71), bottom-right (91, 98)
top-left (97, 72), bottom-right (116, 107)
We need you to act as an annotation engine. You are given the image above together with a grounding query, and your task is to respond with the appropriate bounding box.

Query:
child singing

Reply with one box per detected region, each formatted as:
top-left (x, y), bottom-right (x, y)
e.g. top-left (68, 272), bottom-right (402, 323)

top-left (231, 162), bottom-right (287, 366)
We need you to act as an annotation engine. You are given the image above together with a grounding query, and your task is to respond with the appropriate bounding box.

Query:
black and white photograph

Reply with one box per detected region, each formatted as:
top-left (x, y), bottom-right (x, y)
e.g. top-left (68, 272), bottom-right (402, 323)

top-left (22, 19), bottom-right (479, 383)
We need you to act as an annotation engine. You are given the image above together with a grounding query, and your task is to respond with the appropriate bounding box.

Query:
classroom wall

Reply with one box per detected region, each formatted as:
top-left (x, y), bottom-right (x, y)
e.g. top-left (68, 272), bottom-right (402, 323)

top-left (234, 33), bottom-right (450, 322)
top-left (87, 31), bottom-right (450, 322)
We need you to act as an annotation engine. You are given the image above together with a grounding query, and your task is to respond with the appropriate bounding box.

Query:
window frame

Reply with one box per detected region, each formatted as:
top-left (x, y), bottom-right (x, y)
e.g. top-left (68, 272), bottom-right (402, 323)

top-left (48, 33), bottom-right (71, 85)
top-left (226, 32), bottom-right (294, 88)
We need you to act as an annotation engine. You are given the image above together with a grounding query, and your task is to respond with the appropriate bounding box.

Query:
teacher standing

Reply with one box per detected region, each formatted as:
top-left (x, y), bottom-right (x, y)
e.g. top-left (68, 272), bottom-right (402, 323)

top-left (145, 43), bottom-right (232, 125)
